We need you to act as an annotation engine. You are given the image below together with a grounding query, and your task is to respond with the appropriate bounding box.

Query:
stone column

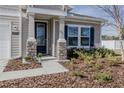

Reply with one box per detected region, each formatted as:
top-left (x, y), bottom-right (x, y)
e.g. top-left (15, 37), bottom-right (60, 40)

top-left (57, 17), bottom-right (67, 60)
top-left (26, 13), bottom-right (37, 58)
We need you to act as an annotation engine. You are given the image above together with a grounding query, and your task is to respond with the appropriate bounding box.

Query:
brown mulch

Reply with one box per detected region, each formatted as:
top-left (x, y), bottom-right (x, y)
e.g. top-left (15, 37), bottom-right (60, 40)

top-left (0, 58), bottom-right (124, 88)
top-left (3, 59), bottom-right (42, 72)
top-left (0, 71), bottom-right (124, 88)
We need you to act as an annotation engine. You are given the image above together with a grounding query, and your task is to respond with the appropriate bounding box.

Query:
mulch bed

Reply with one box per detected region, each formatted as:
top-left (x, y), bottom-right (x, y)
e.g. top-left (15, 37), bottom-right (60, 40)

top-left (0, 58), bottom-right (124, 88)
top-left (0, 71), bottom-right (124, 88)
top-left (3, 59), bottom-right (42, 72)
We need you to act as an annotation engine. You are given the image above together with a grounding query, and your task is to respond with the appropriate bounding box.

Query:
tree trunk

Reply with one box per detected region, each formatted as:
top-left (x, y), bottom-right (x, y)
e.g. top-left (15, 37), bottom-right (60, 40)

top-left (120, 40), bottom-right (124, 61)
top-left (119, 33), bottom-right (124, 62)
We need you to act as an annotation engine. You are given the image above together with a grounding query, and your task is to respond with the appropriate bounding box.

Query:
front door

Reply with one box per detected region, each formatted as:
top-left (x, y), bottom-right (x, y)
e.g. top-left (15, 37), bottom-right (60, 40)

top-left (35, 22), bottom-right (47, 54)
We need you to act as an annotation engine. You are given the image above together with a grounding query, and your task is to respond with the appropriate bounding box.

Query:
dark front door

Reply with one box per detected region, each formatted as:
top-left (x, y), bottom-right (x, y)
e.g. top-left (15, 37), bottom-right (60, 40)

top-left (35, 22), bottom-right (47, 54)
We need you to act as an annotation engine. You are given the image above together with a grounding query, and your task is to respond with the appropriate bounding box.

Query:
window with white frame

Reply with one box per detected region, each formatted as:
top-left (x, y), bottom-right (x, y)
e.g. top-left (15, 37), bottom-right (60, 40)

top-left (68, 26), bottom-right (78, 46)
top-left (67, 25), bottom-right (90, 47)
top-left (80, 27), bottom-right (90, 46)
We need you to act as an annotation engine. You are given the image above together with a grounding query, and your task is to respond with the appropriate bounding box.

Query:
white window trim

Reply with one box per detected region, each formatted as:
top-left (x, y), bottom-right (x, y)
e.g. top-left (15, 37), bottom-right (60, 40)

top-left (67, 24), bottom-right (91, 49)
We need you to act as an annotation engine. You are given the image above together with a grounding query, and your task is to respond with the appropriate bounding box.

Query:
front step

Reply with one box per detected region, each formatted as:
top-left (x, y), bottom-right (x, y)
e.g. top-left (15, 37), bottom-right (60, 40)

top-left (41, 56), bottom-right (57, 61)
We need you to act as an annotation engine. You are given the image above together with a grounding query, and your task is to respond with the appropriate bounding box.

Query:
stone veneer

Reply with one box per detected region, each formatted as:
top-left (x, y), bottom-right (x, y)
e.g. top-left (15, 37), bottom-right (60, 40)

top-left (57, 40), bottom-right (67, 60)
top-left (26, 38), bottom-right (37, 58)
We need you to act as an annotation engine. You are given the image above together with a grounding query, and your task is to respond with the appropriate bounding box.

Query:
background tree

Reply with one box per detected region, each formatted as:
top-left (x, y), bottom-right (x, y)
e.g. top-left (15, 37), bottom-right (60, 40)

top-left (98, 5), bottom-right (124, 61)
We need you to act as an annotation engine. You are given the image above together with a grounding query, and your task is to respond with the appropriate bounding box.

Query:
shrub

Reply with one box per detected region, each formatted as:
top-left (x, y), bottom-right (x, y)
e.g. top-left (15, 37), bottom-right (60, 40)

top-left (94, 72), bottom-right (113, 83)
top-left (74, 51), bottom-right (85, 60)
top-left (67, 48), bottom-right (116, 59)
top-left (107, 57), bottom-right (119, 66)
top-left (84, 56), bottom-right (94, 66)
top-left (37, 53), bottom-right (42, 59)
top-left (72, 71), bottom-right (84, 78)
top-left (95, 48), bottom-right (116, 58)
top-left (67, 48), bottom-right (79, 59)
top-left (94, 63), bottom-right (103, 70)
top-left (24, 56), bottom-right (37, 63)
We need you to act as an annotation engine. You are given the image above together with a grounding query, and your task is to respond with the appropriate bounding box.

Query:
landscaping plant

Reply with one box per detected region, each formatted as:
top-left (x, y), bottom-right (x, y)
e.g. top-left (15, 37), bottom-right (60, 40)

top-left (107, 57), bottom-right (120, 66)
top-left (94, 71), bottom-right (113, 83)
top-left (68, 48), bottom-right (116, 59)
top-left (37, 53), bottom-right (42, 62)
top-left (24, 56), bottom-right (37, 63)
top-left (71, 70), bottom-right (84, 78)
top-left (94, 63), bottom-right (103, 70)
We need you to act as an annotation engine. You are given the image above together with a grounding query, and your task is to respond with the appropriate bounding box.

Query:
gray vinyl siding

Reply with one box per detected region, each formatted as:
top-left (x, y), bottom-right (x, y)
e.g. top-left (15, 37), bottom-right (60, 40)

top-left (0, 6), bottom-right (21, 58)
top-left (94, 24), bottom-right (101, 47)
top-left (11, 21), bottom-right (20, 58)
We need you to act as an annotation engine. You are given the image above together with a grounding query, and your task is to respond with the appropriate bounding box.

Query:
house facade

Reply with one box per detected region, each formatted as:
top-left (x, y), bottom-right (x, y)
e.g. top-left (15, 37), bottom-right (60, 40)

top-left (0, 5), bottom-right (104, 61)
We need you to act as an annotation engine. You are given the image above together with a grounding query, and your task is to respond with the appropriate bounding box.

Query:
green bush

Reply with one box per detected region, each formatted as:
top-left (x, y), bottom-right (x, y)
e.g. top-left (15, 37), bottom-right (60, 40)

top-left (72, 71), bottom-right (84, 78)
top-left (67, 48), bottom-right (79, 59)
top-left (107, 57), bottom-right (119, 66)
top-left (37, 53), bottom-right (42, 58)
top-left (95, 48), bottom-right (116, 58)
top-left (94, 63), bottom-right (103, 70)
top-left (67, 48), bottom-right (116, 59)
top-left (94, 72), bottom-right (113, 83)
top-left (74, 51), bottom-right (85, 60)
top-left (24, 56), bottom-right (37, 63)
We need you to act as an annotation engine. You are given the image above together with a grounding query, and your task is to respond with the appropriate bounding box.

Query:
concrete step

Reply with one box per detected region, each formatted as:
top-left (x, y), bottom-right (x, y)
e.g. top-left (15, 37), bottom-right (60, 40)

top-left (41, 56), bottom-right (57, 61)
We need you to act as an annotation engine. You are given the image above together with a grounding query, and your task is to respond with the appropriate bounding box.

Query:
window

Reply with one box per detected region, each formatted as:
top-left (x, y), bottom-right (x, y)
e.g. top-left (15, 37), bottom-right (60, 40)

top-left (67, 25), bottom-right (91, 47)
top-left (81, 28), bottom-right (90, 37)
top-left (68, 26), bottom-right (78, 46)
top-left (80, 27), bottom-right (90, 46)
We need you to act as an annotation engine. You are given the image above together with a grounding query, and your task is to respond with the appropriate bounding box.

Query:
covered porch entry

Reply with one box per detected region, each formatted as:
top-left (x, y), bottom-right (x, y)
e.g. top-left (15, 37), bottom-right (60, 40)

top-left (26, 13), bottom-right (67, 60)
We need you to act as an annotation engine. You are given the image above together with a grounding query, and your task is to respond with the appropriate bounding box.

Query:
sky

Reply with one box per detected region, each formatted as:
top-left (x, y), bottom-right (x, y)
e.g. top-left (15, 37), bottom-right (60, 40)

top-left (72, 5), bottom-right (118, 36)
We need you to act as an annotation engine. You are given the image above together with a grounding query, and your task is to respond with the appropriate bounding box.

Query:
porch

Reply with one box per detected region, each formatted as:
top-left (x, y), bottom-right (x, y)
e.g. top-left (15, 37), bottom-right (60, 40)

top-left (25, 13), bottom-right (67, 60)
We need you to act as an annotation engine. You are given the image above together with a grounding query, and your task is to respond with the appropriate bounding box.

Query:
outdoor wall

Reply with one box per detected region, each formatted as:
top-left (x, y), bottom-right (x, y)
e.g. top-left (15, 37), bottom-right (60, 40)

top-left (0, 6), bottom-right (21, 58)
top-left (11, 20), bottom-right (20, 58)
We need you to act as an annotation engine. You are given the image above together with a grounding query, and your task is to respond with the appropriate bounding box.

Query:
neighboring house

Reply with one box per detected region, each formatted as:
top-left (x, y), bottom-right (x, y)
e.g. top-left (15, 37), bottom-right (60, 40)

top-left (0, 5), bottom-right (104, 61)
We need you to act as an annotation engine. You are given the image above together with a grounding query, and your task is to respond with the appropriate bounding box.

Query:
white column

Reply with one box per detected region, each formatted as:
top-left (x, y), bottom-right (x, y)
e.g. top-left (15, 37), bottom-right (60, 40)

top-left (26, 13), bottom-right (37, 58)
top-left (28, 13), bottom-right (35, 39)
top-left (52, 19), bottom-right (55, 56)
top-left (57, 17), bottom-right (67, 60)
top-left (58, 17), bottom-right (66, 42)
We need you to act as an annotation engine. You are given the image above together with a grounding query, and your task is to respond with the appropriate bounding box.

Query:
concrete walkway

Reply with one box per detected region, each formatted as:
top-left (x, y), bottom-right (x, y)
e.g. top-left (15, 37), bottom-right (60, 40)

top-left (0, 60), bottom-right (68, 81)
top-left (0, 60), bottom-right (8, 74)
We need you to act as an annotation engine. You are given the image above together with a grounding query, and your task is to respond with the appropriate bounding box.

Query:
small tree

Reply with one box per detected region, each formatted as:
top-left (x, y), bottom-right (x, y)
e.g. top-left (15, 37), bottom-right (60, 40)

top-left (98, 5), bottom-right (124, 61)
